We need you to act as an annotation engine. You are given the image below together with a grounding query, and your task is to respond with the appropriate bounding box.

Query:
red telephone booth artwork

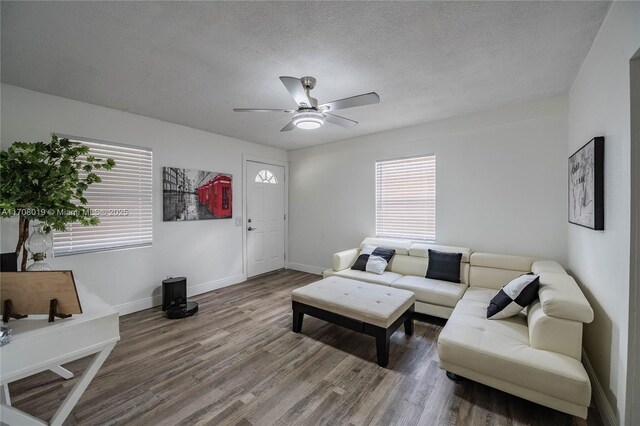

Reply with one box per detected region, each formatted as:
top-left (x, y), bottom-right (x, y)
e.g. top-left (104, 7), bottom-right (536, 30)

top-left (195, 173), bottom-right (232, 219)
top-left (210, 175), bottom-right (232, 218)
top-left (163, 167), bottom-right (232, 221)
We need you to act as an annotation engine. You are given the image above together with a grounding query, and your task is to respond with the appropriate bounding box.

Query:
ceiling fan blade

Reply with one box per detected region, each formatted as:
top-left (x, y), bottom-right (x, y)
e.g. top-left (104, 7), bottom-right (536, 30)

top-left (319, 92), bottom-right (380, 112)
top-left (324, 113), bottom-right (358, 128)
top-left (233, 108), bottom-right (295, 113)
top-left (280, 120), bottom-right (296, 132)
top-left (279, 76), bottom-right (314, 108)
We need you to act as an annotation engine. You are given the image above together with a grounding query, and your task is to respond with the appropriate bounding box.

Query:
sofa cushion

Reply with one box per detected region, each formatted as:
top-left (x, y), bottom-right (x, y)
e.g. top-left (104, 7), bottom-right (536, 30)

top-left (438, 298), bottom-right (591, 407)
top-left (392, 275), bottom-right (467, 308)
top-left (461, 286), bottom-right (497, 304)
top-left (469, 253), bottom-right (537, 290)
top-left (409, 243), bottom-right (472, 263)
top-left (469, 266), bottom-right (530, 290)
top-left (333, 268), bottom-right (403, 286)
top-left (487, 274), bottom-right (540, 319)
top-left (531, 260), bottom-right (567, 275)
top-left (388, 255), bottom-right (428, 277)
top-left (360, 237), bottom-right (412, 255)
top-left (351, 245), bottom-right (396, 275)
top-left (426, 249), bottom-right (463, 283)
top-left (470, 253), bottom-right (536, 271)
top-left (387, 256), bottom-right (470, 285)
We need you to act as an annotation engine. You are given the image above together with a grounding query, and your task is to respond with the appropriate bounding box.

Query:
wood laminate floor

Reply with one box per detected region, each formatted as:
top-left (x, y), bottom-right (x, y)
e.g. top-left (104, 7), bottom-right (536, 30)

top-left (8, 270), bottom-right (602, 426)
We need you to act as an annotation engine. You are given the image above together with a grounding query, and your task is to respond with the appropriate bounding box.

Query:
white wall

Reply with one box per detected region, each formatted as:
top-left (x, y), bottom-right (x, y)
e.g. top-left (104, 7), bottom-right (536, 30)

top-left (0, 84), bottom-right (286, 313)
top-left (288, 96), bottom-right (569, 273)
top-left (567, 2), bottom-right (640, 425)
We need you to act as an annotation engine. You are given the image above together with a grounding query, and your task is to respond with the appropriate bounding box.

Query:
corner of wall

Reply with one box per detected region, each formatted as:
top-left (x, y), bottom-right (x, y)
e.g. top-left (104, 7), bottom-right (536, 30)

top-left (582, 349), bottom-right (617, 426)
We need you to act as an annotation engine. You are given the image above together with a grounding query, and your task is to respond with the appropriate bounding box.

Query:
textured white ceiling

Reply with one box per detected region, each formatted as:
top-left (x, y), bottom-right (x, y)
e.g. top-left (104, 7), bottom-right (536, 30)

top-left (1, 1), bottom-right (610, 150)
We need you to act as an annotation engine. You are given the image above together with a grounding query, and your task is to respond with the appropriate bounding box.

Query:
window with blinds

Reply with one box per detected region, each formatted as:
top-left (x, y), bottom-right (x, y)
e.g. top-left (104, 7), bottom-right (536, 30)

top-left (53, 136), bottom-right (153, 256)
top-left (375, 155), bottom-right (436, 241)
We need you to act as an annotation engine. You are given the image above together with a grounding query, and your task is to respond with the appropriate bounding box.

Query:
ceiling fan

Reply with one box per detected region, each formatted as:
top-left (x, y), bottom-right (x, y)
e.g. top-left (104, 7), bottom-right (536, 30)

top-left (233, 76), bottom-right (380, 132)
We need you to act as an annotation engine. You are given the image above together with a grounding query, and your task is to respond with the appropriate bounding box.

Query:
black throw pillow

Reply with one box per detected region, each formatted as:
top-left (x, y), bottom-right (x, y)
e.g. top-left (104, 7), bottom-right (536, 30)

top-left (426, 249), bottom-right (462, 283)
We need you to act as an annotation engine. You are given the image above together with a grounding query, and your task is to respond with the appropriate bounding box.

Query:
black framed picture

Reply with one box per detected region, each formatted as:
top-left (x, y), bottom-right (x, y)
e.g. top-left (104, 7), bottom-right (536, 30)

top-left (568, 137), bottom-right (604, 230)
top-left (162, 167), bottom-right (232, 221)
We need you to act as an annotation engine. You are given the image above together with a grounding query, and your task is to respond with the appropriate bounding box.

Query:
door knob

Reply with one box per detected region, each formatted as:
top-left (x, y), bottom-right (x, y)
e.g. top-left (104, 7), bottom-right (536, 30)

top-left (248, 226), bottom-right (256, 231)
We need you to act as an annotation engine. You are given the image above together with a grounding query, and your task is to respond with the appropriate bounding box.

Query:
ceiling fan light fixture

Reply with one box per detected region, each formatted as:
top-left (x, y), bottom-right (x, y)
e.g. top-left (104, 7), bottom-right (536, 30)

top-left (292, 111), bottom-right (325, 130)
top-left (233, 76), bottom-right (380, 132)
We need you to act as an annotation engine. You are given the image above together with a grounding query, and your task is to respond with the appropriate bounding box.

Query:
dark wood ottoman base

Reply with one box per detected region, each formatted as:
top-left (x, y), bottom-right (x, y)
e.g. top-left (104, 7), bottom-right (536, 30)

top-left (292, 300), bottom-right (414, 367)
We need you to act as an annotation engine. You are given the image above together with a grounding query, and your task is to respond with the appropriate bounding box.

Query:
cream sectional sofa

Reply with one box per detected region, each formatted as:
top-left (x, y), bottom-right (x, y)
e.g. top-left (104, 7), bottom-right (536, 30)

top-left (322, 237), bottom-right (595, 419)
top-left (324, 237), bottom-right (473, 318)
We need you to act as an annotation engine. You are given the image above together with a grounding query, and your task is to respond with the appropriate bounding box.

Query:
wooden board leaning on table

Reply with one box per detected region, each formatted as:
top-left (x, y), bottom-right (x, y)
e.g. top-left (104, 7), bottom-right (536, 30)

top-left (0, 271), bottom-right (82, 316)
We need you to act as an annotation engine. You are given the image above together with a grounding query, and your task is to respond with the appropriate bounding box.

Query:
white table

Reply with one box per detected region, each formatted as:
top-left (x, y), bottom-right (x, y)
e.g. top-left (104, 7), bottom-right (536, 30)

top-left (0, 283), bottom-right (120, 425)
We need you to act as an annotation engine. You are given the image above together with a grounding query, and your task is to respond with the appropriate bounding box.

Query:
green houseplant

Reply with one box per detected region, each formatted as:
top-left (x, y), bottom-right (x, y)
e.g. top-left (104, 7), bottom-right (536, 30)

top-left (0, 135), bottom-right (115, 270)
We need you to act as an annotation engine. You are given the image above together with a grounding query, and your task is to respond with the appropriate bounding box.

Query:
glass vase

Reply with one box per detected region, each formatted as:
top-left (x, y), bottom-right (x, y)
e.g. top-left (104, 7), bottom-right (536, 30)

top-left (25, 224), bottom-right (52, 271)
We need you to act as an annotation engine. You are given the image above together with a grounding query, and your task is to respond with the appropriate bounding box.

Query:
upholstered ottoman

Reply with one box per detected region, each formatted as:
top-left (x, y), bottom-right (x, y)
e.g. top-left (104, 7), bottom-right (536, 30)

top-left (291, 276), bottom-right (415, 367)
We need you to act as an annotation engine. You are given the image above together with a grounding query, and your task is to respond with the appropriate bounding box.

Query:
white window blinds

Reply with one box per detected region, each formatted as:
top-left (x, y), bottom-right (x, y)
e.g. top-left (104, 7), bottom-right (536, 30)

top-left (375, 155), bottom-right (436, 241)
top-left (53, 136), bottom-right (153, 256)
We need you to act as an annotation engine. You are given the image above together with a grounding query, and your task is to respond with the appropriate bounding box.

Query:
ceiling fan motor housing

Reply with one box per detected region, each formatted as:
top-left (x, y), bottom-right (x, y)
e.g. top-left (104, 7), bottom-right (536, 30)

top-left (300, 76), bottom-right (317, 90)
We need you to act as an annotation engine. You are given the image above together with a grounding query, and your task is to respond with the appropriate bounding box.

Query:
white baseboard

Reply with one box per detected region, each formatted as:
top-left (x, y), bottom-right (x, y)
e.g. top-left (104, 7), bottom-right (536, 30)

top-left (582, 349), bottom-right (617, 426)
top-left (286, 262), bottom-right (325, 275)
top-left (189, 274), bottom-right (246, 296)
top-left (115, 296), bottom-right (161, 316)
top-left (114, 274), bottom-right (246, 315)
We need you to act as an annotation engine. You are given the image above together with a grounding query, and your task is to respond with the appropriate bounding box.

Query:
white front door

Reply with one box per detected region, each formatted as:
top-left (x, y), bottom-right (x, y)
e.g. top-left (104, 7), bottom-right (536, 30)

top-left (246, 161), bottom-right (285, 277)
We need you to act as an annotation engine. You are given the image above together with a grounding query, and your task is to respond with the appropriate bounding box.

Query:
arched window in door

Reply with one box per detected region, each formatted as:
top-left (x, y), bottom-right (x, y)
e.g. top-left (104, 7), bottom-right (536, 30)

top-left (255, 169), bottom-right (278, 184)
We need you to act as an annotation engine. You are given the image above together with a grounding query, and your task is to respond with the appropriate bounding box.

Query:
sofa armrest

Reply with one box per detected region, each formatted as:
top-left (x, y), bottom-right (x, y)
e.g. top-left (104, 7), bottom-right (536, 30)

top-left (527, 301), bottom-right (583, 359)
top-left (332, 248), bottom-right (359, 271)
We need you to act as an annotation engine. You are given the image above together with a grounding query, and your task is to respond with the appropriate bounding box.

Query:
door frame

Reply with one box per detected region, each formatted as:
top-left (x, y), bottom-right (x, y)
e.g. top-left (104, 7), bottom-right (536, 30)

top-left (627, 47), bottom-right (640, 426)
top-left (242, 154), bottom-right (289, 278)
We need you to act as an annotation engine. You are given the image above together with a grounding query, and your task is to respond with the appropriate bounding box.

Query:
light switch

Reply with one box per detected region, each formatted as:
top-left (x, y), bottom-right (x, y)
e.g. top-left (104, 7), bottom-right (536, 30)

top-left (235, 217), bottom-right (242, 227)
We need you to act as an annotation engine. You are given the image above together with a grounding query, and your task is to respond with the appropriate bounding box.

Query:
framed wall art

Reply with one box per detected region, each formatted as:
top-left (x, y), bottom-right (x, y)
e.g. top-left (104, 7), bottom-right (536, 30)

top-left (568, 137), bottom-right (604, 230)
top-left (163, 167), bottom-right (232, 221)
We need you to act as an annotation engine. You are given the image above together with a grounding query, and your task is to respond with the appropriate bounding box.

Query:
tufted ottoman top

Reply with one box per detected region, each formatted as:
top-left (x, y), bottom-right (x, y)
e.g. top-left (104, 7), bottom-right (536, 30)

top-left (291, 276), bottom-right (415, 328)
